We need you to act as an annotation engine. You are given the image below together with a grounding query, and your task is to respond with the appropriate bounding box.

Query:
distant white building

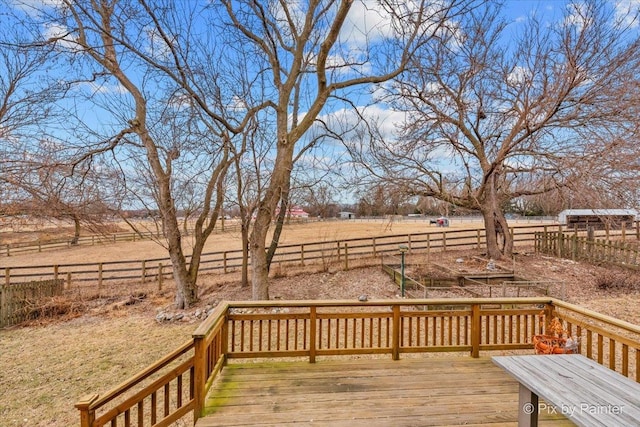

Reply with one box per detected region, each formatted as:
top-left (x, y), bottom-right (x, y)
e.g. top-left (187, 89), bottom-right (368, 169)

top-left (338, 212), bottom-right (356, 219)
top-left (558, 209), bottom-right (638, 229)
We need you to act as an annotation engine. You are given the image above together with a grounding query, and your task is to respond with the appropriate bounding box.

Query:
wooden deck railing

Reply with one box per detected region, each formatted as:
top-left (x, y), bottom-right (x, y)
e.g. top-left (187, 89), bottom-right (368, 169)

top-left (75, 297), bottom-right (640, 426)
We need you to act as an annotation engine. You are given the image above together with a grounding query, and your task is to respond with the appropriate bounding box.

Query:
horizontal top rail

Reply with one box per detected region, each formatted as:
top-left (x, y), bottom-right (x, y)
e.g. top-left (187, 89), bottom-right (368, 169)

top-left (77, 339), bottom-right (194, 411)
top-left (553, 299), bottom-right (640, 336)
top-left (221, 297), bottom-right (553, 308)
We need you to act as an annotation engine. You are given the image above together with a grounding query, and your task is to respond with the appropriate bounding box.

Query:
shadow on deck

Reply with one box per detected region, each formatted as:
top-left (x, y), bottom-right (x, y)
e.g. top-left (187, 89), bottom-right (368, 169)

top-left (197, 357), bottom-right (573, 426)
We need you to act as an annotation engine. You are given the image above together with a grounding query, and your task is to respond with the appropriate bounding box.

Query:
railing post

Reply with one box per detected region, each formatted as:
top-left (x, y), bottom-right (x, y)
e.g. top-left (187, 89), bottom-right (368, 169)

top-left (309, 306), bottom-right (317, 363)
top-left (471, 303), bottom-right (480, 358)
top-left (193, 334), bottom-right (207, 422)
top-left (75, 394), bottom-right (98, 427)
top-left (392, 305), bottom-right (400, 360)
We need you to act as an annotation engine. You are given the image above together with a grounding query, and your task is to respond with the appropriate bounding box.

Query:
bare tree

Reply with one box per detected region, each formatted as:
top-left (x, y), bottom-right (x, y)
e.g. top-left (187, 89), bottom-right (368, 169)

top-left (351, 1), bottom-right (640, 259)
top-left (17, 0), bottom-right (266, 308)
top-left (220, 0), bottom-right (474, 299)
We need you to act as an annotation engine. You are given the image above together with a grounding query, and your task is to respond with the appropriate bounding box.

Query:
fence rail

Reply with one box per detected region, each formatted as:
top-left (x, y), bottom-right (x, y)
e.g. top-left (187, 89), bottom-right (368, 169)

top-left (535, 231), bottom-right (640, 269)
top-left (75, 297), bottom-right (640, 427)
top-left (4, 223), bottom-right (639, 292)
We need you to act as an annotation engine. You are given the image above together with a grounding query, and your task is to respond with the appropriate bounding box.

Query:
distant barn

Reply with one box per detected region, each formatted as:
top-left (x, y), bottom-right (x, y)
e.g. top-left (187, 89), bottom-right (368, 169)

top-left (338, 211), bottom-right (356, 219)
top-left (558, 209), bottom-right (638, 230)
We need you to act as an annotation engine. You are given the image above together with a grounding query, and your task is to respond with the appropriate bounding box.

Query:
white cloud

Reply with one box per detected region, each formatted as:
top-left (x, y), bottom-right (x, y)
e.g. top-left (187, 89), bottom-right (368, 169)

top-left (341, 1), bottom-right (395, 47)
top-left (145, 27), bottom-right (173, 60)
top-left (76, 81), bottom-right (128, 96)
top-left (563, 2), bottom-right (594, 31)
top-left (614, 0), bottom-right (640, 27)
top-left (507, 65), bottom-right (530, 87)
top-left (9, 0), bottom-right (63, 17)
top-left (43, 23), bottom-right (80, 51)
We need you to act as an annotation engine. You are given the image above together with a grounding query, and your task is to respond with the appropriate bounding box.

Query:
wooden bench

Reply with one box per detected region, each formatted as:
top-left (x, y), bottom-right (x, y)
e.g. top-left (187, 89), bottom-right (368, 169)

top-left (492, 354), bottom-right (640, 427)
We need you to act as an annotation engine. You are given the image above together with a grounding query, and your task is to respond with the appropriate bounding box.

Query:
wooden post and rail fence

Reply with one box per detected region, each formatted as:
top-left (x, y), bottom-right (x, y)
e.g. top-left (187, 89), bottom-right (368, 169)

top-left (74, 297), bottom-right (640, 427)
top-left (2, 223), bottom-right (638, 297)
top-left (535, 228), bottom-right (640, 269)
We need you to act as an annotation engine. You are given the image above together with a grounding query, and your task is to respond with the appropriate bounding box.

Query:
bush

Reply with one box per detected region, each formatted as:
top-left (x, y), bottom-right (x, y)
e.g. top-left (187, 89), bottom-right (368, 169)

top-left (595, 270), bottom-right (640, 291)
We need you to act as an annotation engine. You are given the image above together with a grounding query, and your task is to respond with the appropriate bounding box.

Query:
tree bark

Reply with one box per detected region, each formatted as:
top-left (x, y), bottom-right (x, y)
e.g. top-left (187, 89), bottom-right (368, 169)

top-left (71, 214), bottom-right (81, 245)
top-left (250, 140), bottom-right (294, 300)
top-left (480, 175), bottom-right (513, 260)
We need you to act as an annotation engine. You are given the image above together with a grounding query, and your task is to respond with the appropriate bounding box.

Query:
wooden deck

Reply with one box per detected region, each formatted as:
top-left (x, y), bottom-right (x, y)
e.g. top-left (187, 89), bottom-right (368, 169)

top-left (196, 357), bottom-right (574, 426)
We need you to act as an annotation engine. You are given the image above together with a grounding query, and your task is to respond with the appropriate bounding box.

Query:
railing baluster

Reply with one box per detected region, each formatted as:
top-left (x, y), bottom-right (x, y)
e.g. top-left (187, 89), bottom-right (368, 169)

top-left (137, 400), bottom-right (144, 426)
top-left (609, 338), bottom-right (616, 370)
top-left (151, 391), bottom-right (157, 424)
top-left (598, 335), bottom-right (604, 364)
top-left (164, 383), bottom-right (170, 417)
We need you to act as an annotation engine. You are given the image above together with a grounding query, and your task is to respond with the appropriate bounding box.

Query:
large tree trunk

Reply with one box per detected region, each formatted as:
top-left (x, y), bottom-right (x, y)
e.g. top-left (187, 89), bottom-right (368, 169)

top-left (240, 219), bottom-right (250, 288)
top-left (163, 213), bottom-right (198, 309)
top-left (267, 184), bottom-right (290, 271)
top-left (250, 140), bottom-right (294, 300)
top-left (480, 177), bottom-right (513, 260)
top-left (71, 214), bottom-right (81, 245)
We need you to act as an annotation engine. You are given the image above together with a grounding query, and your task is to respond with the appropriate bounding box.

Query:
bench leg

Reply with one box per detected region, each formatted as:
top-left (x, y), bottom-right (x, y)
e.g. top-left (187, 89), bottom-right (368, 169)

top-left (518, 383), bottom-right (539, 427)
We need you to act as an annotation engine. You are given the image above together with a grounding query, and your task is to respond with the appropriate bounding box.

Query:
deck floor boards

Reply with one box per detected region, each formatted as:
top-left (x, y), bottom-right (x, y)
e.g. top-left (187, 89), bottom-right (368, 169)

top-left (197, 357), bottom-right (574, 426)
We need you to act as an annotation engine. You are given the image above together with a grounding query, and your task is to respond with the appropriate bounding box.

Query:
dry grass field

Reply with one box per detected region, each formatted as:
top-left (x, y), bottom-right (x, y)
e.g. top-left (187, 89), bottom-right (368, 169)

top-left (0, 218), bottom-right (490, 267)
top-left (2, 218), bottom-right (640, 427)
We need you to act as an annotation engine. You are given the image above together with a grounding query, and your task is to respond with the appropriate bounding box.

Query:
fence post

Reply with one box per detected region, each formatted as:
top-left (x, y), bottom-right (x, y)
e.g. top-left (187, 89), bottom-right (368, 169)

top-left (66, 272), bottom-right (72, 289)
top-left (408, 234), bottom-right (412, 253)
top-left (426, 234), bottom-right (431, 265)
top-left (158, 263), bottom-right (164, 290)
top-left (442, 231), bottom-right (447, 251)
top-left (38, 240), bottom-right (42, 253)
top-left (372, 237), bottom-right (377, 258)
top-left (343, 243), bottom-right (349, 271)
top-left (476, 229), bottom-right (481, 250)
top-left (141, 260), bottom-right (146, 284)
top-left (300, 245), bottom-right (305, 266)
top-left (622, 222), bottom-right (626, 242)
top-left (4, 267), bottom-right (9, 286)
top-left (98, 263), bottom-right (103, 296)
top-left (557, 228), bottom-right (563, 258)
top-left (336, 241), bottom-right (341, 262)
top-left (223, 252), bottom-right (228, 274)
top-left (54, 265), bottom-right (59, 283)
